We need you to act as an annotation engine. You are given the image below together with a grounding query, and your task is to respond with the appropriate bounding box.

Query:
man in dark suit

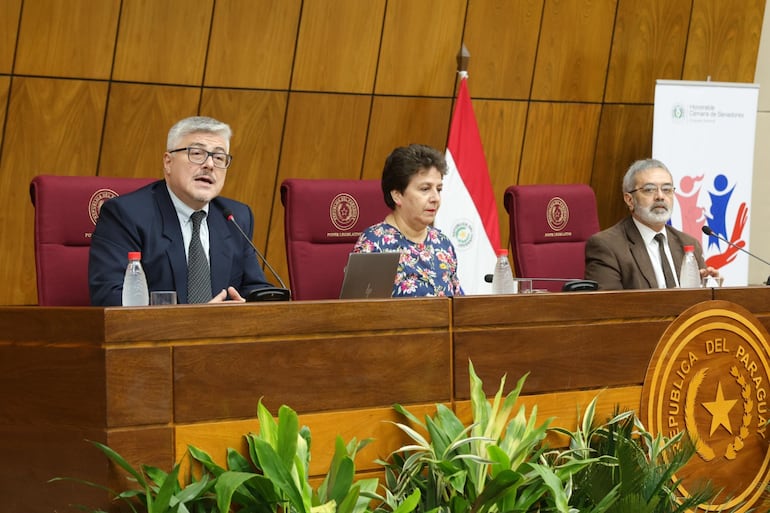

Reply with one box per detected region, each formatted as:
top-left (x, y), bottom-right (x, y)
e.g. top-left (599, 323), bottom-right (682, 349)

top-left (89, 116), bottom-right (275, 306)
top-left (585, 158), bottom-right (719, 290)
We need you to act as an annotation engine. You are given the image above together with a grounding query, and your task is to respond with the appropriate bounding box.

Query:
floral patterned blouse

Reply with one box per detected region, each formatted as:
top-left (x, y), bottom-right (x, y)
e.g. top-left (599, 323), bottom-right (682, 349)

top-left (353, 222), bottom-right (463, 297)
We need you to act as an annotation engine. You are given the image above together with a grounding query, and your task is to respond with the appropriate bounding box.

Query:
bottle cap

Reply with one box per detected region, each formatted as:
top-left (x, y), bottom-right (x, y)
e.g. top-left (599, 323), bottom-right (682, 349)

top-left (683, 245), bottom-right (694, 252)
top-left (496, 249), bottom-right (508, 257)
top-left (128, 251), bottom-right (142, 260)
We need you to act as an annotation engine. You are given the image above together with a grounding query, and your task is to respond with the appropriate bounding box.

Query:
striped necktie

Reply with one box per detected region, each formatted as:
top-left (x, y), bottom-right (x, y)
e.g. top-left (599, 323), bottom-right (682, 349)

top-left (187, 210), bottom-right (211, 303)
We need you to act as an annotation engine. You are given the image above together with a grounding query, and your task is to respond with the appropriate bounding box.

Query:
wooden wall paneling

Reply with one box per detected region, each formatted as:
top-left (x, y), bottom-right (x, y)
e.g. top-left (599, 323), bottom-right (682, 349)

top-left (113, 0), bottom-right (213, 85)
top-left (265, 92), bottom-right (371, 280)
top-left (362, 96), bottom-right (453, 180)
top-left (14, 0), bottom-right (120, 79)
top-left (473, 99), bottom-right (529, 247)
top-left (683, 0), bottom-right (765, 83)
top-left (200, 88), bottom-right (287, 250)
top-left (99, 83), bottom-right (201, 178)
top-left (591, 104), bottom-right (654, 229)
top-left (1, 77), bottom-right (109, 305)
top-left (206, 0), bottom-right (301, 89)
top-left (518, 102), bottom-right (602, 184)
top-left (292, 0), bottom-right (385, 93)
top-left (604, 0), bottom-right (690, 104)
top-left (0, 76), bottom-right (8, 148)
top-left (461, 0), bottom-right (544, 99)
top-left (375, 0), bottom-right (467, 97)
top-left (531, 0), bottom-right (618, 102)
top-left (175, 404), bottom-right (440, 477)
top-left (0, 0), bottom-right (21, 73)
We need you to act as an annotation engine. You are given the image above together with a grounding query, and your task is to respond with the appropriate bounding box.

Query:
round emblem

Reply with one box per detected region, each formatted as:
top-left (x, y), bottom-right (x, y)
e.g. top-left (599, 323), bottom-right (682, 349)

top-left (329, 193), bottom-right (359, 232)
top-left (546, 197), bottom-right (568, 232)
top-left (641, 301), bottom-right (770, 512)
top-left (88, 188), bottom-right (119, 225)
top-left (451, 220), bottom-right (473, 249)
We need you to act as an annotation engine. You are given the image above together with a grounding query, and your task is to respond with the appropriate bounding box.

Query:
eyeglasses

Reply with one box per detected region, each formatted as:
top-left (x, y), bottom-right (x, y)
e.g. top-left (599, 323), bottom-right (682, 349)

top-left (169, 147), bottom-right (233, 169)
top-left (627, 184), bottom-right (676, 196)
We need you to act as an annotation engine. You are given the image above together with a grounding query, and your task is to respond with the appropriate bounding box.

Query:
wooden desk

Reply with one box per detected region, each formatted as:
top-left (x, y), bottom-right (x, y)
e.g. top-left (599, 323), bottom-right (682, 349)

top-left (3, 288), bottom-right (768, 512)
top-left (0, 298), bottom-right (451, 513)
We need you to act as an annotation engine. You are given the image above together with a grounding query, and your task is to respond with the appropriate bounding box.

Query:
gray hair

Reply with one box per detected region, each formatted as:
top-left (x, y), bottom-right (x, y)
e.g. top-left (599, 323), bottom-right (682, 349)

top-left (167, 116), bottom-right (232, 150)
top-left (622, 158), bottom-right (671, 192)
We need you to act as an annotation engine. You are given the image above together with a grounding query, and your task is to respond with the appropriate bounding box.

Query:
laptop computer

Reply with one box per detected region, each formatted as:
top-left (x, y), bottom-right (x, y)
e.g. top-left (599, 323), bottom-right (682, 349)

top-left (339, 252), bottom-right (400, 299)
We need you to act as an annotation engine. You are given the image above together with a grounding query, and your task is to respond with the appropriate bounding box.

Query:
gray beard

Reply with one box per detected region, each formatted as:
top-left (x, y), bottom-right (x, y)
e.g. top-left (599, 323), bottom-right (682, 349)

top-left (636, 205), bottom-right (672, 226)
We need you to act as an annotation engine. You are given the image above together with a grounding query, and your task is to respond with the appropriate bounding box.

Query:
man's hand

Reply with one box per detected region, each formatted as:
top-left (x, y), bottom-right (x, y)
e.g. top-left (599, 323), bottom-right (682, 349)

top-left (209, 286), bottom-right (245, 303)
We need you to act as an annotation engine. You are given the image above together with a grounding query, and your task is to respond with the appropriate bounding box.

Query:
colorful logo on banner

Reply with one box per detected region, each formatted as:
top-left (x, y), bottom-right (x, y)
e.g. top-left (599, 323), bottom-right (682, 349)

top-left (675, 173), bottom-right (748, 271)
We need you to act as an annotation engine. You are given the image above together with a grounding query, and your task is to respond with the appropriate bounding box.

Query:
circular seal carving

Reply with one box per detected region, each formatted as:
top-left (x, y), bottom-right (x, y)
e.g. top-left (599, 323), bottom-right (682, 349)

top-left (329, 193), bottom-right (359, 232)
top-left (641, 300), bottom-right (770, 512)
top-left (546, 197), bottom-right (568, 232)
top-left (88, 188), bottom-right (119, 225)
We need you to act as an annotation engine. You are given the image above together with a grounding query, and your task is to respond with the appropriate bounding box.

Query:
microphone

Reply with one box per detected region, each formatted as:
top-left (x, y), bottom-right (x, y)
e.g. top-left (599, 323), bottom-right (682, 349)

top-left (222, 207), bottom-right (291, 301)
top-left (483, 275), bottom-right (598, 292)
top-left (701, 225), bottom-right (770, 285)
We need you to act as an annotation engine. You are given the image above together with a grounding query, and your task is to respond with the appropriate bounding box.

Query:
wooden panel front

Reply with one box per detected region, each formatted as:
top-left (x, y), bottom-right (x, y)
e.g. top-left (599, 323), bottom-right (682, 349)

top-left (452, 289), bottom-right (713, 399)
top-left (175, 404), bottom-right (440, 477)
top-left (713, 286), bottom-right (770, 331)
top-left (174, 332), bottom-right (451, 422)
top-left (0, 0), bottom-right (21, 73)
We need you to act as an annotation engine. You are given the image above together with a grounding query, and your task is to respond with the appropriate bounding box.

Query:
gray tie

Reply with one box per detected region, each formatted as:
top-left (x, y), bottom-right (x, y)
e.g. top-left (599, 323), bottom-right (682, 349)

top-left (187, 210), bottom-right (211, 303)
top-left (654, 233), bottom-right (676, 288)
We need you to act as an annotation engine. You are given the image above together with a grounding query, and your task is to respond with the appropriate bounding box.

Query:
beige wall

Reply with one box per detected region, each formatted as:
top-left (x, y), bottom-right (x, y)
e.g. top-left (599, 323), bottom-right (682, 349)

top-left (752, 0), bottom-right (770, 285)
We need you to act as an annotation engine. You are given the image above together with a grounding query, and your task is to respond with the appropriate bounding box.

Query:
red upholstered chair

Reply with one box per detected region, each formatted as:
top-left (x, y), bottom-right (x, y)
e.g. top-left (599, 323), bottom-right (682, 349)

top-left (503, 184), bottom-right (600, 292)
top-left (30, 175), bottom-right (156, 306)
top-left (280, 178), bottom-right (391, 300)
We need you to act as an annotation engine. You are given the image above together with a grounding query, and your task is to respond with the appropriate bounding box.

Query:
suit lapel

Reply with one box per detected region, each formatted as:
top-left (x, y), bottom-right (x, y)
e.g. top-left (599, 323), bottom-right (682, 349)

top-left (666, 226), bottom-right (686, 279)
top-left (154, 183), bottom-right (189, 300)
top-left (623, 217), bottom-right (657, 288)
top-left (207, 202), bottom-right (233, 293)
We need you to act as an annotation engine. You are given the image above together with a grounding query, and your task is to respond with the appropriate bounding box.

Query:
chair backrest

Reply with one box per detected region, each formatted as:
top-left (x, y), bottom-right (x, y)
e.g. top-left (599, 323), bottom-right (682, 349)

top-left (503, 184), bottom-right (600, 292)
top-left (280, 178), bottom-right (391, 300)
top-left (29, 175), bottom-right (156, 306)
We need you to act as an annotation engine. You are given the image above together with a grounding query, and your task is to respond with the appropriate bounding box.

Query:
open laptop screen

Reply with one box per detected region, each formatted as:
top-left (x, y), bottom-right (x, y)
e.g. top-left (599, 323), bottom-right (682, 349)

top-left (338, 252), bottom-right (400, 299)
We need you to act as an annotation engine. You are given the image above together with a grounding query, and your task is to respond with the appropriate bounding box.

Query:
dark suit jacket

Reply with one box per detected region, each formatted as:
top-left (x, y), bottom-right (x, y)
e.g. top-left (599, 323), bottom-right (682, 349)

top-left (89, 180), bottom-right (273, 306)
top-left (584, 216), bottom-right (706, 290)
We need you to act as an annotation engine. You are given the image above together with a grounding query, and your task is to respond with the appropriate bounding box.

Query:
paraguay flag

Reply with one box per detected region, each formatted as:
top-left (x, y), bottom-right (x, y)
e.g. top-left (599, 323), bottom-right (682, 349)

top-left (435, 73), bottom-right (500, 294)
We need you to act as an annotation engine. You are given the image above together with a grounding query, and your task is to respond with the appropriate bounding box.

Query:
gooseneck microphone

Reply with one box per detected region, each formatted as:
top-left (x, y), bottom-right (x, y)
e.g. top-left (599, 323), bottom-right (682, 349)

top-left (701, 225), bottom-right (770, 285)
top-left (222, 207), bottom-right (291, 301)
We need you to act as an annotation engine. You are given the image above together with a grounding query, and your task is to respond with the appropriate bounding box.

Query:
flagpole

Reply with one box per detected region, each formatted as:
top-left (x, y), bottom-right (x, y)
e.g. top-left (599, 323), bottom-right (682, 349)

top-left (456, 43), bottom-right (470, 82)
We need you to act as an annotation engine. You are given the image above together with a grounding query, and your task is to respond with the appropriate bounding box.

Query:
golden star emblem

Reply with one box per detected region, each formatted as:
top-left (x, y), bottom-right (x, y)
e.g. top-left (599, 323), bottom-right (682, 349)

top-left (702, 381), bottom-right (737, 436)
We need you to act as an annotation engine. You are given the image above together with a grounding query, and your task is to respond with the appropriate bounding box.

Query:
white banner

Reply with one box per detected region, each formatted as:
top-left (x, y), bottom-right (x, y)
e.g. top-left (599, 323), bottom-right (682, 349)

top-left (653, 80), bottom-right (759, 286)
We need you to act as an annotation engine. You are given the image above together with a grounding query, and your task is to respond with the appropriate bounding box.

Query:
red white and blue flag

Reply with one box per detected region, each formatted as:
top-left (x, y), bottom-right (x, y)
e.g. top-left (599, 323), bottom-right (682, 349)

top-left (435, 73), bottom-right (500, 294)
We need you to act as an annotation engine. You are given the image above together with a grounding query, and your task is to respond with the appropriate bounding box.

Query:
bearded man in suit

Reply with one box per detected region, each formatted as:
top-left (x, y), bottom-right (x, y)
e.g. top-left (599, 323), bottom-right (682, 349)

top-left (585, 158), bottom-right (719, 290)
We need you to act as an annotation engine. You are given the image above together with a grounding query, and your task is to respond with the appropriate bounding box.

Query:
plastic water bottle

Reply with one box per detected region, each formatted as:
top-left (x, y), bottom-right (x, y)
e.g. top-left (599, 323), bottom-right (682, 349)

top-left (122, 251), bottom-right (149, 306)
top-left (679, 245), bottom-right (701, 289)
top-left (492, 249), bottom-right (517, 294)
